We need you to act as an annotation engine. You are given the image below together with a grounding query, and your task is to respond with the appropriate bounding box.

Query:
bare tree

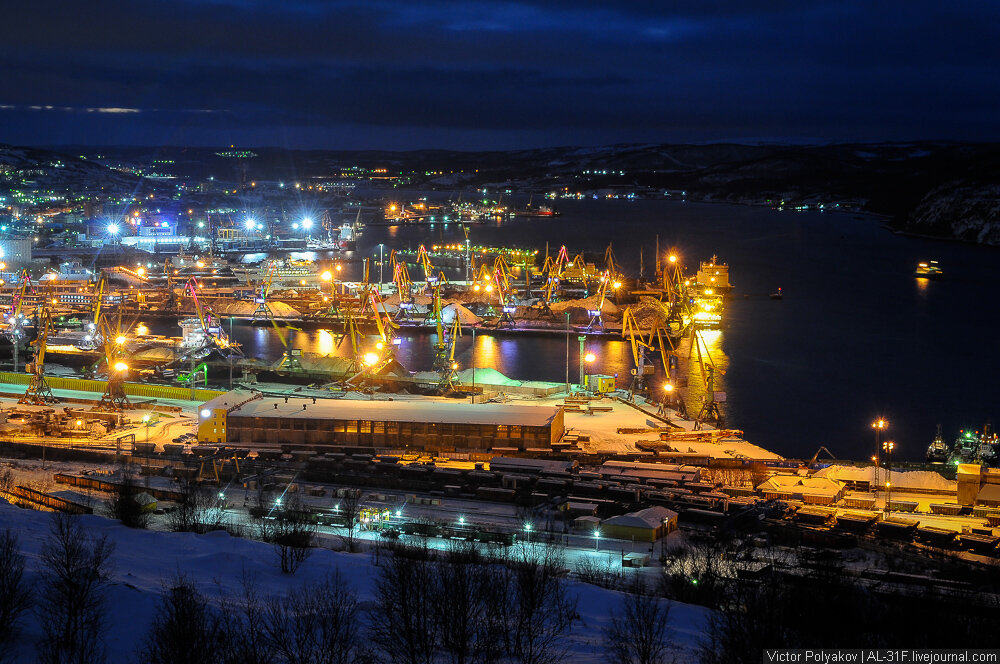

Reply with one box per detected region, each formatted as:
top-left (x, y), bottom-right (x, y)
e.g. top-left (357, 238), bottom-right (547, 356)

top-left (167, 479), bottom-right (214, 533)
top-left (0, 465), bottom-right (13, 495)
top-left (271, 494), bottom-right (317, 575)
top-left (368, 543), bottom-right (438, 664)
top-left (218, 572), bottom-right (276, 664)
top-left (138, 576), bottom-right (222, 664)
top-left (264, 571), bottom-right (368, 664)
top-left (335, 489), bottom-right (365, 552)
top-left (35, 512), bottom-right (115, 664)
top-left (604, 578), bottom-right (674, 664)
top-left (504, 544), bottom-right (578, 664)
top-left (574, 555), bottom-right (626, 590)
top-left (0, 529), bottom-right (31, 662)
top-left (105, 468), bottom-right (150, 529)
top-left (433, 542), bottom-right (494, 664)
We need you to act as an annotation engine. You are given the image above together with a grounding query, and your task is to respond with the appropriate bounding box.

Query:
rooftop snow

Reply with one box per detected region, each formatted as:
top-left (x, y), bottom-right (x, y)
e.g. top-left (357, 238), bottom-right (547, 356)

top-left (203, 392), bottom-right (562, 427)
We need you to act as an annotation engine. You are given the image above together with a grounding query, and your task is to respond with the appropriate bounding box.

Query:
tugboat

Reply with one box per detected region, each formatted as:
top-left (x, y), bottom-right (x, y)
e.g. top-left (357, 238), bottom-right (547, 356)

top-left (914, 261), bottom-right (943, 279)
top-left (925, 424), bottom-right (949, 463)
top-left (949, 429), bottom-right (979, 465)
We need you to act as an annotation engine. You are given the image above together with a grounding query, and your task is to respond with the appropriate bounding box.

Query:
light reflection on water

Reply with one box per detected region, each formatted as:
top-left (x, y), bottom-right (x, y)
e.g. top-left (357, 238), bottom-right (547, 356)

top-left (172, 197), bottom-right (1000, 460)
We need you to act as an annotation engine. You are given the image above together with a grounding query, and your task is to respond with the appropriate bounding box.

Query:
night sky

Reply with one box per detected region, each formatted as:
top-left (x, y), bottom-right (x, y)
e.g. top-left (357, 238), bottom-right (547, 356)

top-left (1, 1), bottom-right (998, 150)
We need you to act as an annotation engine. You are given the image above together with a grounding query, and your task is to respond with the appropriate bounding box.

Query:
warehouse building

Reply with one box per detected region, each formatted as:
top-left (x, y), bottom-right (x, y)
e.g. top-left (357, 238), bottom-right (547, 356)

top-left (600, 506), bottom-right (678, 542)
top-left (197, 391), bottom-right (564, 453)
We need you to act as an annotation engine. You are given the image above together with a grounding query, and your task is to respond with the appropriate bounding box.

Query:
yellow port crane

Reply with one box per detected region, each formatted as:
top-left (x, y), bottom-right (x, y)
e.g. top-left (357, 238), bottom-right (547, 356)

top-left (20, 307), bottom-right (57, 405)
top-left (586, 270), bottom-right (612, 330)
top-left (97, 307), bottom-right (136, 411)
top-left (415, 244), bottom-right (434, 290)
top-left (689, 326), bottom-right (725, 430)
top-left (251, 261), bottom-right (278, 322)
top-left (620, 305), bottom-right (680, 399)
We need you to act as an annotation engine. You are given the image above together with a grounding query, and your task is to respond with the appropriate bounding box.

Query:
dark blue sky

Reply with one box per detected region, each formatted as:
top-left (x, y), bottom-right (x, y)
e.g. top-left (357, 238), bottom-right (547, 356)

top-left (1, 0), bottom-right (998, 150)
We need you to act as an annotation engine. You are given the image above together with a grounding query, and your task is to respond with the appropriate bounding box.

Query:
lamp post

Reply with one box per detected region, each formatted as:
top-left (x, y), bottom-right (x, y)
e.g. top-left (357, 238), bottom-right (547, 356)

top-left (471, 327), bottom-right (477, 404)
top-left (524, 522), bottom-right (532, 545)
top-left (871, 418), bottom-right (887, 490)
top-left (564, 312), bottom-right (571, 395)
top-left (594, 529), bottom-right (601, 551)
top-left (883, 440), bottom-right (895, 513)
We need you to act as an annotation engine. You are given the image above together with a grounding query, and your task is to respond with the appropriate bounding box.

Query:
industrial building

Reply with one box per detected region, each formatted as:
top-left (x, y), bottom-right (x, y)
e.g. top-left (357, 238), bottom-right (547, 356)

top-left (600, 506), bottom-right (678, 542)
top-left (198, 391), bottom-right (565, 453)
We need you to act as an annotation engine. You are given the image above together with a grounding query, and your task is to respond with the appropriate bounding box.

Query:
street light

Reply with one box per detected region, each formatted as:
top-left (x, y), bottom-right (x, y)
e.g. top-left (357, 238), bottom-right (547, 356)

top-left (883, 440), bottom-right (895, 513)
top-left (142, 414), bottom-right (152, 442)
top-left (524, 522), bottom-right (532, 544)
top-left (872, 418), bottom-right (888, 489)
top-left (594, 529), bottom-right (601, 551)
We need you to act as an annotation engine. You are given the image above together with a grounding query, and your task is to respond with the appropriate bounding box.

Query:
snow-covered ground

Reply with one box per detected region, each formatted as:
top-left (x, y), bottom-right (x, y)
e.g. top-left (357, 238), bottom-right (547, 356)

top-left (0, 498), bottom-right (711, 663)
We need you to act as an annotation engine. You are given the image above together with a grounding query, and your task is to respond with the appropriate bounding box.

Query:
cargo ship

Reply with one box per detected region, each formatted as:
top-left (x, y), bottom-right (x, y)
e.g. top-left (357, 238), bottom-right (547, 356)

top-left (511, 203), bottom-right (559, 218)
top-left (695, 256), bottom-right (732, 293)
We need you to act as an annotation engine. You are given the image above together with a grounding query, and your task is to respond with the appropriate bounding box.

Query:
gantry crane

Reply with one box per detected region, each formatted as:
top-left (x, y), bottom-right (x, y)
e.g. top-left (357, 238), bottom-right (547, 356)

top-left (20, 307), bottom-right (57, 405)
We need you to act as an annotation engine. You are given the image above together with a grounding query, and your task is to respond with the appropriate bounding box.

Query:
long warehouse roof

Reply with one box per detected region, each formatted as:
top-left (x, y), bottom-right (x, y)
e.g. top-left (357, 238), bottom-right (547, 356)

top-left (202, 392), bottom-right (562, 427)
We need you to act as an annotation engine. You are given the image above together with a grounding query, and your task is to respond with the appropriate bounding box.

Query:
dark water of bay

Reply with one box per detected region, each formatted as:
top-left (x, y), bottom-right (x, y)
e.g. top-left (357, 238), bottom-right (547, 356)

top-left (223, 198), bottom-right (1000, 462)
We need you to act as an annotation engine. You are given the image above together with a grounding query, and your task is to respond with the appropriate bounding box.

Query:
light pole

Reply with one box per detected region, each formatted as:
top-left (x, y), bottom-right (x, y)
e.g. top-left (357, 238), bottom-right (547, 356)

top-left (883, 440), bottom-right (895, 513)
top-left (524, 522), bottom-right (532, 545)
top-left (594, 529), bottom-right (601, 551)
top-left (564, 312), bottom-right (571, 395)
top-left (471, 327), bottom-right (477, 404)
top-left (871, 418), bottom-right (887, 490)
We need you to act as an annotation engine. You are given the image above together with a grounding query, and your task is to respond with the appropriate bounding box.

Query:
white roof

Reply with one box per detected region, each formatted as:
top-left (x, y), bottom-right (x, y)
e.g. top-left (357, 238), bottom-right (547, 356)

top-left (604, 506), bottom-right (678, 530)
top-left (202, 391), bottom-right (561, 428)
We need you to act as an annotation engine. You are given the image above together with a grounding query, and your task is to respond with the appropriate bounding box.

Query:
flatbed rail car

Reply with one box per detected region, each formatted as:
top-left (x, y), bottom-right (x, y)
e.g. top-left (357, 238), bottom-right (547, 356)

top-left (6, 485), bottom-right (93, 514)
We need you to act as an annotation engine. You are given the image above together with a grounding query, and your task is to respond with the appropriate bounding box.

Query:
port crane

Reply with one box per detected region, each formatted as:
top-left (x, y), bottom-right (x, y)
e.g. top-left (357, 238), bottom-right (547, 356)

top-left (430, 286), bottom-right (462, 389)
top-left (620, 303), bottom-right (681, 399)
top-left (182, 277), bottom-right (237, 358)
top-left (97, 307), bottom-right (135, 411)
top-left (621, 307), bottom-right (657, 398)
top-left (585, 270), bottom-right (613, 331)
top-left (20, 307), bottom-right (57, 405)
top-left (415, 245), bottom-right (435, 292)
top-left (251, 261), bottom-right (278, 322)
top-left (390, 251), bottom-right (414, 321)
top-left (492, 266), bottom-right (517, 329)
top-left (689, 327), bottom-right (725, 430)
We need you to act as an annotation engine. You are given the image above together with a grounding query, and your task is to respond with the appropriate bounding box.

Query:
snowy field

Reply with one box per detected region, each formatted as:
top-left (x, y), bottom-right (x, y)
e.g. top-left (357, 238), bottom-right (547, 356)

top-left (0, 498), bottom-right (711, 663)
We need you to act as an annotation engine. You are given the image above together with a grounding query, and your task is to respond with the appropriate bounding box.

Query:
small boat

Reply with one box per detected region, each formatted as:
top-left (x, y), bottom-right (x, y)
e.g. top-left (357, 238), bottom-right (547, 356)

top-left (925, 424), bottom-right (949, 463)
top-left (915, 261), bottom-right (943, 279)
top-left (769, 287), bottom-right (783, 300)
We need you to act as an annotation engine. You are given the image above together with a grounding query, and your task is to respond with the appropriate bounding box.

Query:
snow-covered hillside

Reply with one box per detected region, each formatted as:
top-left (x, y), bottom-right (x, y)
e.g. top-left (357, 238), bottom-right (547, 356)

top-left (0, 499), bottom-right (710, 663)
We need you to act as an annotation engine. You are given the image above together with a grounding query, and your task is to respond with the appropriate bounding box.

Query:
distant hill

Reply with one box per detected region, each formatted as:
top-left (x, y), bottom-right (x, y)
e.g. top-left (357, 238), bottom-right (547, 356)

top-left (18, 141), bottom-right (1000, 245)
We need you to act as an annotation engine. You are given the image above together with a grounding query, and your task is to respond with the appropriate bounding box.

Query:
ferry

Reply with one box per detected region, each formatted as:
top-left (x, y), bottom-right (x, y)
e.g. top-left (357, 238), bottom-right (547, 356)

top-left (914, 261), bottom-right (943, 279)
